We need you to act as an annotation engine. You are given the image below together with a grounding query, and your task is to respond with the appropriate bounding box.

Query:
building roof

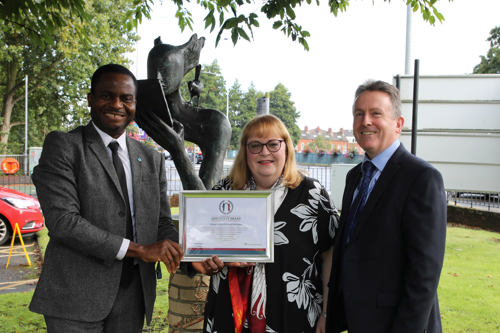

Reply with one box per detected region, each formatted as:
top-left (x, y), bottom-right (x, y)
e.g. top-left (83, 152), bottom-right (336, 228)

top-left (300, 126), bottom-right (354, 142)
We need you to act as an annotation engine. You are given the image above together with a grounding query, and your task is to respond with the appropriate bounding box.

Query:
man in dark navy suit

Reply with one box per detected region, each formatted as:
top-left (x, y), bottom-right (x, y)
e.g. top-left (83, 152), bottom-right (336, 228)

top-left (326, 80), bottom-right (446, 333)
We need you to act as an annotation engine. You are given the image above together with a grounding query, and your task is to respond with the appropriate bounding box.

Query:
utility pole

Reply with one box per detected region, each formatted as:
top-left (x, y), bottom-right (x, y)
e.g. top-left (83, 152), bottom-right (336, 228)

top-left (24, 75), bottom-right (28, 175)
top-left (405, 5), bottom-right (412, 74)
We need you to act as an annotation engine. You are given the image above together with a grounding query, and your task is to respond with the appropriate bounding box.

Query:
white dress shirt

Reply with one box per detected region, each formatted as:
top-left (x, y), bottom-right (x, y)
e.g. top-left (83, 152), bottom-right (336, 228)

top-left (92, 122), bottom-right (134, 260)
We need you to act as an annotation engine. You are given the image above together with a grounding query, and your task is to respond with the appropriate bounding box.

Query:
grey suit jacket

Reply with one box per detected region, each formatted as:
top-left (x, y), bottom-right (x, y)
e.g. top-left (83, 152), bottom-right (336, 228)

top-left (29, 122), bottom-right (178, 324)
top-left (326, 144), bottom-right (447, 333)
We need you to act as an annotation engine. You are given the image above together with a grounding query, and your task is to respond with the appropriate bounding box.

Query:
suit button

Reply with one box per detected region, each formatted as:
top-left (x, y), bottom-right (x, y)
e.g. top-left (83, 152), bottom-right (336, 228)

top-left (118, 211), bottom-right (125, 217)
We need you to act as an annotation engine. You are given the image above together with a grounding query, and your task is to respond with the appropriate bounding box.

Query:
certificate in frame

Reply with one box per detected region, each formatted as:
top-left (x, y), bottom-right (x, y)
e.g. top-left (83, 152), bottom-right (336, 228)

top-left (179, 190), bottom-right (274, 262)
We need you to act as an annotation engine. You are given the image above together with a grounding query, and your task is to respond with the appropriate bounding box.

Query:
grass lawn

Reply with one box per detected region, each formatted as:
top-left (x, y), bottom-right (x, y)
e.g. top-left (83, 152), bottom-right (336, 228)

top-left (1, 225), bottom-right (498, 332)
top-left (438, 225), bottom-right (500, 332)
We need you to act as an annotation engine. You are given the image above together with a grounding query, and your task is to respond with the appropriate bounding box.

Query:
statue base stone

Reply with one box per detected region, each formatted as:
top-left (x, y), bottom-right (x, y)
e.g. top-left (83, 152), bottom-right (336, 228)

top-left (168, 271), bottom-right (210, 332)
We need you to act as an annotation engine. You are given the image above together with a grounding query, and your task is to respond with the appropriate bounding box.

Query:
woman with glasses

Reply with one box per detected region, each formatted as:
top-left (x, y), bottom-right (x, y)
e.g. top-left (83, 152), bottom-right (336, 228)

top-left (192, 114), bottom-right (339, 333)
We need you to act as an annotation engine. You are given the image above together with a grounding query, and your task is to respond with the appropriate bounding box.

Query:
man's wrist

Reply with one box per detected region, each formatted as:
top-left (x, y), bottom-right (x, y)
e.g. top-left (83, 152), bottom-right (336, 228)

top-left (116, 238), bottom-right (130, 260)
top-left (126, 241), bottom-right (143, 258)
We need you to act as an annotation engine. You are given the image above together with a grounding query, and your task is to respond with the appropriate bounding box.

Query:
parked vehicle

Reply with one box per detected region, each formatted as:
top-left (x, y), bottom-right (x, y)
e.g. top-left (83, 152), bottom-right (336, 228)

top-left (0, 187), bottom-right (45, 245)
top-left (186, 150), bottom-right (195, 163)
top-left (162, 150), bottom-right (171, 160)
top-left (196, 152), bottom-right (203, 164)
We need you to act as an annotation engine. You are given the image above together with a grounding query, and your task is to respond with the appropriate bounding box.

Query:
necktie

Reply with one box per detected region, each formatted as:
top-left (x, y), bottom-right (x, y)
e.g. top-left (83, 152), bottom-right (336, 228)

top-left (108, 141), bottom-right (133, 240)
top-left (109, 141), bottom-right (135, 286)
top-left (343, 161), bottom-right (376, 245)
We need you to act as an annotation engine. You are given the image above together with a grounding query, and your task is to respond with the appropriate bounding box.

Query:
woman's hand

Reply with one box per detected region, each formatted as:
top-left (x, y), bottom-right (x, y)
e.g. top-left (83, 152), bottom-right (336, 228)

top-left (191, 255), bottom-right (224, 275)
top-left (191, 255), bottom-right (255, 275)
top-left (226, 262), bottom-right (255, 268)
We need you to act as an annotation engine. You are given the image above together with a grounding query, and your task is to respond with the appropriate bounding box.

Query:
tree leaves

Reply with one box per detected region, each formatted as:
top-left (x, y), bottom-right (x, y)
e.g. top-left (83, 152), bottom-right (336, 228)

top-left (473, 26), bottom-right (500, 74)
top-left (0, 0), bottom-right (138, 153)
top-left (0, 0), bottom-right (452, 152)
top-left (215, 0), bottom-right (447, 49)
top-left (1, 0), bottom-right (450, 51)
top-left (269, 83), bottom-right (301, 144)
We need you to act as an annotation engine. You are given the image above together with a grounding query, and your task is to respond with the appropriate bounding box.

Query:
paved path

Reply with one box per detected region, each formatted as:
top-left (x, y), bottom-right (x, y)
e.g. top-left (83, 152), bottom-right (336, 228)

top-left (0, 238), bottom-right (40, 294)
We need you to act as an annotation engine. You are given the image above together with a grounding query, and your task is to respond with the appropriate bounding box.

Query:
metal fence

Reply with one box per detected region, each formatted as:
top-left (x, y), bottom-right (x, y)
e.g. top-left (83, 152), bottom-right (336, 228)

top-left (164, 165), bottom-right (233, 196)
top-left (447, 191), bottom-right (500, 212)
top-left (1, 158), bottom-right (499, 213)
top-left (0, 154), bottom-right (29, 170)
top-left (297, 165), bottom-right (331, 191)
top-left (0, 154), bottom-right (37, 196)
top-left (164, 164), bottom-right (333, 196)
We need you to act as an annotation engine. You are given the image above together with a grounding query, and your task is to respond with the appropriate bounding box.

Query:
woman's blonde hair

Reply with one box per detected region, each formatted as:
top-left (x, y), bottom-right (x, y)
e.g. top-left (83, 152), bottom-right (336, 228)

top-left (228, 114), bottom-right (302, 190)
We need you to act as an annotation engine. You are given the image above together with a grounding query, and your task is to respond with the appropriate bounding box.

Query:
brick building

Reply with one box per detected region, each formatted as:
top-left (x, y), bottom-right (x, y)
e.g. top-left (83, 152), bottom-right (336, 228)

top-left (296, 126), bottom-right (364, 155)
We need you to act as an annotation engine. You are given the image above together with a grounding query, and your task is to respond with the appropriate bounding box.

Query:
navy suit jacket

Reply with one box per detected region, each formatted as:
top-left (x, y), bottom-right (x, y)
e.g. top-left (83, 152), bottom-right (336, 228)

top-left (326, 144), bottom-right (446, 333)
top-left (29, 122), bottom-right (178, 324)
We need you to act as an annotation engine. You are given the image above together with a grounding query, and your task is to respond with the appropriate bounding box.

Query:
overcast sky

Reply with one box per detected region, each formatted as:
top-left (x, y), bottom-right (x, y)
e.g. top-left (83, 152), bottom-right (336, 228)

top-left (128, 0), bottom-right (500, 130)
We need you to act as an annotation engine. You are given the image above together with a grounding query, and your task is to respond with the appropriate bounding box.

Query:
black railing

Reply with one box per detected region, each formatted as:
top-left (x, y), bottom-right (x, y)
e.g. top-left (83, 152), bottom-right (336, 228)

top-left (163, 164), bottom-right (332, 196)
top-left (0, 175), bottom-right (37, 197)
top-left (447, 191), bottom-right (500, 211)
top-left (2, 157), bottom-right (499, 214)
top-left (164, 165), bottom-right (233, 196)
top-left (0, 154), bottom-right (37, 197)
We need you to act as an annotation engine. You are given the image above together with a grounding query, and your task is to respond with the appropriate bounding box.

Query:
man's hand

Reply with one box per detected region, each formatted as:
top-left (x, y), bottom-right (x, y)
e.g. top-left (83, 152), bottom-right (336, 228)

top-left (127, 239), bottom-right (184, 273)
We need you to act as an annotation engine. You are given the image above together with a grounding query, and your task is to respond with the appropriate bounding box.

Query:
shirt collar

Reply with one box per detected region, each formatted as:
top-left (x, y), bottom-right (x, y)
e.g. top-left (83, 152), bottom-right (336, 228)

top-left (92, 122), bottom-right (128, 152)
top-left (363, 140), bottom-right (400, 172)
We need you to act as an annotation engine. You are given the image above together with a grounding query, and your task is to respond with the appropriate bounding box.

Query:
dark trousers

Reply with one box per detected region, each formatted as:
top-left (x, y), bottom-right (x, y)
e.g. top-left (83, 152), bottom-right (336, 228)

top-left (44, 267), bottom-right (145, 333)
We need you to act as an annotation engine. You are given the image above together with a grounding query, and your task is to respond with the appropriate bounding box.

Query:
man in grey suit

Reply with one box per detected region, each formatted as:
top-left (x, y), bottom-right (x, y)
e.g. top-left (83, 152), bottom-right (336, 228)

top-left (326, 80), bottom-right (446, 332)
top-left (29, 64), bottom-right (183, 332)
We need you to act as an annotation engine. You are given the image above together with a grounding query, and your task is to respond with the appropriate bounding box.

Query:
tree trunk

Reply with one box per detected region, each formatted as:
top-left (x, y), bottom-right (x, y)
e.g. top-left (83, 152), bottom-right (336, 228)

top-left (0, 61), bottom-right (21, 153)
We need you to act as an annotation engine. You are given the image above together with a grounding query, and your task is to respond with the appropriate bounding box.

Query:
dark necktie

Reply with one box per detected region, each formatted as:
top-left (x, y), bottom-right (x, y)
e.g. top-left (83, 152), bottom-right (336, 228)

top-left (109, 141), bottom-right (135, 287)
top-left (343, 161), bottom-right (376, 245)
top-left (108, 141), bottom-right (133, 240)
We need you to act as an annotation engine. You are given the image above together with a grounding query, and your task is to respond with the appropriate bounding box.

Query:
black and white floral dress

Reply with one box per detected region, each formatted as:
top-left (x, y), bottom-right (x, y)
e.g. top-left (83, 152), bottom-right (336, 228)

top-left (203, 176), bottom-right (339, 333)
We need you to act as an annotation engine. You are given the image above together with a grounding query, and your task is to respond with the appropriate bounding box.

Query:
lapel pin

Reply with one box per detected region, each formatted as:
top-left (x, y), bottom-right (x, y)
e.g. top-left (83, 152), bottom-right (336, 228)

top-left (138, 157), bottom-right (142, 162)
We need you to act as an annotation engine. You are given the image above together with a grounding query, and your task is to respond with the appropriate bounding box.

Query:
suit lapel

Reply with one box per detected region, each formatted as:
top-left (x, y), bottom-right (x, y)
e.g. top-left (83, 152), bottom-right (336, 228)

top-left (334, 165), bottom-right (361, 252)
top-left (349, 146), bottom-right (406, 242)
top-left (84, 123), bottom-right (124, 201)
top-left (342, 166), bottom-right (361, 222)
top-left (127, 136), bottom-right (143, 204)
top-left (127, 137), bottom-right (145, 234)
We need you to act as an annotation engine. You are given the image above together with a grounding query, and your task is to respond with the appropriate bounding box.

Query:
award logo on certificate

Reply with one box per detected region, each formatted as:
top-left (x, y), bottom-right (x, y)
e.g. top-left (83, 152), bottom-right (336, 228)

top-left (179, 191), bottom-right (274, 262)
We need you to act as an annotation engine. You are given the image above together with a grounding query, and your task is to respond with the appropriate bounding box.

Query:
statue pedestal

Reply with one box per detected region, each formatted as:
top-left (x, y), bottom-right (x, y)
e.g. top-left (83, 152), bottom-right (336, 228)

top-left (168, 272), bottom-right (210, 332)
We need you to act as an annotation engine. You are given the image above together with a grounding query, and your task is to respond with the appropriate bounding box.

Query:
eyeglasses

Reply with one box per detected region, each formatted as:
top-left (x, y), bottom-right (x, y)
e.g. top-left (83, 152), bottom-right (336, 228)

top-left (246, 139), bottom-right (285, 154)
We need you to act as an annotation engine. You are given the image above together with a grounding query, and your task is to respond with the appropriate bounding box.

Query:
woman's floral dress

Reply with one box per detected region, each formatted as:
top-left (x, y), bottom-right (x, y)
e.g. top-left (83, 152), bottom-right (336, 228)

top-left (203, 176), bottom-right (339, 332)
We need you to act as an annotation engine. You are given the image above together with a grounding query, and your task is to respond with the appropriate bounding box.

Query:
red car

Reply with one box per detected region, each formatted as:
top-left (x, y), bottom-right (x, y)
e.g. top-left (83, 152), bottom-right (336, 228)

top-left (196, 152), bottom-right (203, 164)
top-left (0, 187), bottom-right (44, 245)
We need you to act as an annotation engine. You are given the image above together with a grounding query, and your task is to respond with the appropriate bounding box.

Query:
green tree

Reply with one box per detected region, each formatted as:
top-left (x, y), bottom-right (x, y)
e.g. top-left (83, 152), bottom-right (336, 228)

top-left (199, 62), bottom-right (228, 112)
top-left (2, 0), bottom-right (448, 50)
top-left (306, 135), bottom-right (329, 153)
top-left (0, 0), bottom-right (151, 46)
top-left (180, 60), bottom-right (227, 112)
top-left (0, 0), bottom-right (138, 153)
top-left (473, 26), bottom-right (500, 74)
top-left (269, 83), bottom-right (301, 144)
top-left (180, 62), bottom-right (267, 150)
top-left (179, 65), bottom-right (301, 150)
top-left (228, 82), bottom-right (262, 149)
